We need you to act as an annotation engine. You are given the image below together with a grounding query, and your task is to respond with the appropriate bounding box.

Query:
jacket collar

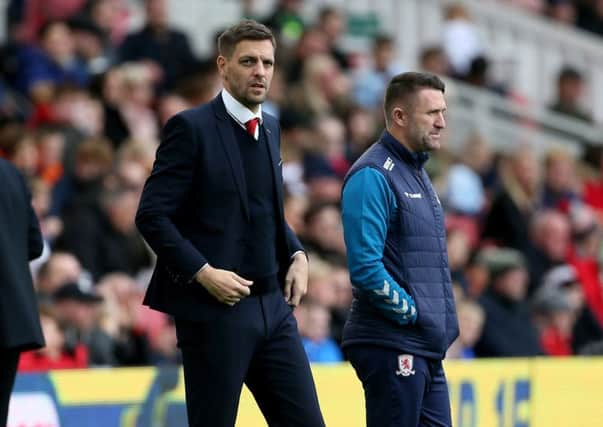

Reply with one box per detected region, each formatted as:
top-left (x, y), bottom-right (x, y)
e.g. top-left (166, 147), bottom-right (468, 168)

top-left (220, 89), bottom-right (263, 129)
top-left (379, 130), bottom-right (429, 170)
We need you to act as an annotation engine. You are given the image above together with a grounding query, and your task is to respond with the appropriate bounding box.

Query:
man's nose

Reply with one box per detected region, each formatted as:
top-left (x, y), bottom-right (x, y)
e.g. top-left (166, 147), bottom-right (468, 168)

top-left (254, 63), bottom-right (266, 76)
top-left (435, 113), bottom-right (446, 128)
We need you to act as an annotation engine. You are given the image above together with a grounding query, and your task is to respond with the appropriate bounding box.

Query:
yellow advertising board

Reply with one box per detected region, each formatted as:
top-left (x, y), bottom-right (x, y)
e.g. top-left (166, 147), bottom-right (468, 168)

top-left (447, 359), bottom-right (531, 427)
top-left (531, 358), bottom-right (603, 427)
top-left (11, 357), bottom-right (603, 427)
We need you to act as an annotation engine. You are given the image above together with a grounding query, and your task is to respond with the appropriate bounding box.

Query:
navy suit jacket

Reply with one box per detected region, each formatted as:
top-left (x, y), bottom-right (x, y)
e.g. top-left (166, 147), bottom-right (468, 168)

top-left (0, 158), bottom-right (44, 350)
top-left (136, 95), bottom-right (303, 321)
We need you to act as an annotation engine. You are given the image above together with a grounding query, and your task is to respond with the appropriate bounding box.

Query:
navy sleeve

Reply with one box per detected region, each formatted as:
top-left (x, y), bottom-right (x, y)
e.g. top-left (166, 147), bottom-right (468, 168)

top-left (135, 114), bottom-right (207, 280)
top-left (341, 167), bottom-right (417, 325)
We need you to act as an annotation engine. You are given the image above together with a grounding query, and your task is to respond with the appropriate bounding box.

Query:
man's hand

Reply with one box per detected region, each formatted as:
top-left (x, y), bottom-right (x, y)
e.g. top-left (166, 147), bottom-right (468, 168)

top-left (284, 253), bottom-right (308, 307)
top-left (195, 266), bottom-right (253, 306)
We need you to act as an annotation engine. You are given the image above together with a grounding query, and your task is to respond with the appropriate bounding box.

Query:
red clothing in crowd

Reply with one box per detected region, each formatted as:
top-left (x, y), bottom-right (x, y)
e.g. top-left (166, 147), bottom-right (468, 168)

top-left (540, 327), bottom-right (573, 356)
top-left (583, 180), bottom-right (603, 215)
top-left (18, 344), bottom-right (88, 372)
top-left (567, 248), bottom-right (603, 327)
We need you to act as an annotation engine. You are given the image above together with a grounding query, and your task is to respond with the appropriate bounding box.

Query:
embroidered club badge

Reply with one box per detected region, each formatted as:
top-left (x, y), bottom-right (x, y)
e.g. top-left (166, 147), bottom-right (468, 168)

top-left (395, 354), bottom-right (416, 377)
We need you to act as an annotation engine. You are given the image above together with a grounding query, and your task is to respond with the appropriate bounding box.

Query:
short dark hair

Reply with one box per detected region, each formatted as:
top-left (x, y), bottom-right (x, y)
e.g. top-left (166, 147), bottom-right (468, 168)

top-left (218, 19), bottom-right (276, 58)
top-left (384, 72), bottom-right (445, 120)
top-left (558, 65), bottom-right (582, 83)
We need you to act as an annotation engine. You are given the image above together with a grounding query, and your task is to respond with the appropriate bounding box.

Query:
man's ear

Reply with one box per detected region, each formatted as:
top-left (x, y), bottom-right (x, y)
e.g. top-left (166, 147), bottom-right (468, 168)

top-left (217, 55), bottom-right (226, 77)
top-left (392, 107), bottom-right (407, 127)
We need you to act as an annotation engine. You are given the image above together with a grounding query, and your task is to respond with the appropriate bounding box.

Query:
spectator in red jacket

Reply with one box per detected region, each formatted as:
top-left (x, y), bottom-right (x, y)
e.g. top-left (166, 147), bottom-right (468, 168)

top-left (19, 304), bottom-right (88, 372)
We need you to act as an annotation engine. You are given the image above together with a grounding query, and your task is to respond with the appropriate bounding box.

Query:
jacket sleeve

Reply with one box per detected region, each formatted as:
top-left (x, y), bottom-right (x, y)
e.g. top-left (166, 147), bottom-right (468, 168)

top-left (21, 171), bottom-right (43, 260)
top-left (341, 167), bottom-right (417, 325)
top-left (285, 222), bottom-right (304, 258)
top-left (135, 113), bottom-right (207, 280)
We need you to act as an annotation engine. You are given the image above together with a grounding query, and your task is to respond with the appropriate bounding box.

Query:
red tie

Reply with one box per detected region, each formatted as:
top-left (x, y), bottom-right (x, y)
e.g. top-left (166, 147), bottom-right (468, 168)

top-left (245, 118), bottom-right (259, 138)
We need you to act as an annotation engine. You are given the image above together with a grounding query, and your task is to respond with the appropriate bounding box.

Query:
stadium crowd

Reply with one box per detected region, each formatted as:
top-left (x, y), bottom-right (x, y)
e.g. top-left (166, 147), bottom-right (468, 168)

top-left (2, 0), bottom-right (603, 371)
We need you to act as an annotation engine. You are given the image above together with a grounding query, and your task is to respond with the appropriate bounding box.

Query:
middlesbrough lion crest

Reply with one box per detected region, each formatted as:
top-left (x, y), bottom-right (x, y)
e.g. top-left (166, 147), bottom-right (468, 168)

top-left (395, 354), bottom-right (416, 376)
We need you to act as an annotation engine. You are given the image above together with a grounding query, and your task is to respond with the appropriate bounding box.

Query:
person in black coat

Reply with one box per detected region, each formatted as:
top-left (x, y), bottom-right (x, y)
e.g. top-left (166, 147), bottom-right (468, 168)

top-left (117, 0), bottom-right (197, 91)
top-left (0, 158), bottom-right (44, 425)
top-left (135, 20), bottom-right (324, 427)
top-left (474, 248), bottom-right (543, 357)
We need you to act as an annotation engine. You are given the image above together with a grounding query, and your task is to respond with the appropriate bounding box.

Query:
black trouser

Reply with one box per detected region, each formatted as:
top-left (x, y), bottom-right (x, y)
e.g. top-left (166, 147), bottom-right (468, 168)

top-left (175, 289), bottom-right (325, 427)
top-left (0, 348), bottom-right (20, 426)
top-left (347, 345), bottom-right (451, 427)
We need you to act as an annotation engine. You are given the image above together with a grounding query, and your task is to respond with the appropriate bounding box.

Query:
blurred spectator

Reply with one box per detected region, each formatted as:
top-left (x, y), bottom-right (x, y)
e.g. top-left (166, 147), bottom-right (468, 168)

top-left (284, 26), bottom-right (328, 84)
top-left (549, 66), bottom-right (592, 123)
top-left (316, 7), bottom-right (349, 71)
top-left (474, 248), bottom-right (543, 357)
top-left (547, 0), bottom-right (577, 25)
top-left (447, 299), bottom-right (485, 359)
top-left (49, 84), bottom-right (104, 145)
top-left (526, 210), bottom-right (571, 294)
top-left (262, 69), bottom-right (285, 118)
top-left (352, 34), bottom-right (404, 110)
top-left (55, 187), bottom-right (152, 280)
top-left (69, 17), bottom-right (112, 76)
top-left (96, 274), bottom-right (151, 365)
top-left (18, 303), bottom-right (88, 371)
top-left (345, 106), bottom-right (379, 163)
top-left (280, 109), bottom-right (313, 196)
top-left (284, 192), bottom-right (309, 235)
top-left (0, 123), bottom-right (38, 176)
top-left (482, 146), bottom-right (541, 256)
top-left (442, 3), bottom-right (483, 77)
top-left (447, 226), bottom-right (473, 292)
top-left (263, 0), bottom-right (306, 48)
top-left (52, 281), bottom-right (116, 365)
top-left (566, 204), bottom-right (603, 349)
top-left (35, 251), bottom-right (82, 297)
top-left (156, 92), bottom-right (189, 126)
top-left (463, 55), bottom-right (508, 96)
top-left (118, 0), bottom-right (197, 91)
top-left (305, 255), bottom-right (337, 308)
top-left (84, 0), bottom-right (130, 47)
top-left (443, 163), bottom-right (485, 216)
top-left (15, 20), bottom-right (89, 103)
top-left (465, 249), bottom-right (491, 299)
top-left (541, 147), bottom-right (580, 210)
top-left (30, 177), bottom-right (63, 253)
top-left (313, 115), bottom-right (350, 178)
top-left (49, 136), bottom-right (113, 219)
top-left (329, 262), bottom-right (353, 345)
top-left (532, 289), bottom-right (575, 355)
top-left (582, 145), bottom-right (603, 221)
top-left (297, 300), bottom-right (343, 363)
top-left (419, 45), bottom-right (450, 76)
top-left (302, 202), bottom-right (346, 262)
top-left (116, 63), bottom-right (159, 143)
top-left (459, 133), bottom-right (499, 197)
top-left (575, 0), bottom-right (603, 37)
top-left (172, 60), bottom-right (221, 107)
top-left (532, 264), bottom-right (583, 355)
top-left (36, 126), bottom-right (66, 186)
top-left (287, 53), bottom-right (351, 120)
top-left (303, 154), bottom-right (344, 203)
top-left (148, 316), bottom-right (180, 365)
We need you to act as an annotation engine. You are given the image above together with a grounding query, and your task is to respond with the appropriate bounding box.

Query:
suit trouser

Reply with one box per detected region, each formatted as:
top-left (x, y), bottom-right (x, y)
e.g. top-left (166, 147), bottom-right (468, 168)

top-left (0, 348), bottom-right (20, 426)
top-left (346, 345), bottom-right (451, 427)
top-left (175, 289), bottom-right (325, 427)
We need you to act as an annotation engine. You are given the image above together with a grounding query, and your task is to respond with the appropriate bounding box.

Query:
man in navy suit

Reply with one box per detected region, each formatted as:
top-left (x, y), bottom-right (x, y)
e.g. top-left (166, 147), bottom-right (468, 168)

top-left (135, 20), bottom-right (325, 427)
top-left (0, 158), bottom-right (44, 425)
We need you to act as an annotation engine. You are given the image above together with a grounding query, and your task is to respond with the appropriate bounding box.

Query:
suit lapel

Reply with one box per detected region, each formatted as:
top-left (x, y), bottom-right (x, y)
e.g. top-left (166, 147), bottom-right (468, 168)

top-left (212, 96), bottom-right (250, 220)
top-left (264, 124), bottom-right (284, 218)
